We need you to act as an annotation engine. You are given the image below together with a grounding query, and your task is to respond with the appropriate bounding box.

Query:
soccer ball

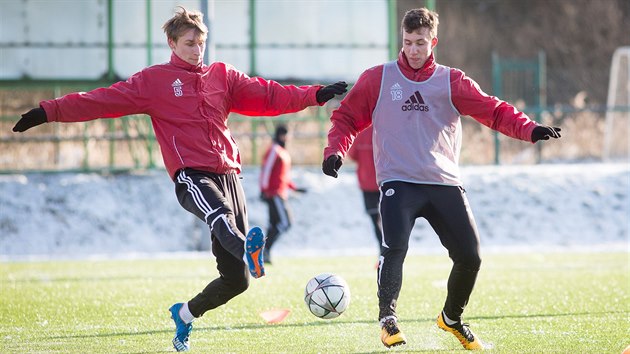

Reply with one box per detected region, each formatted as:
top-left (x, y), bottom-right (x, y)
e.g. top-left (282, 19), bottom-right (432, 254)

top-left (304, 273), bottom-right (351, 319)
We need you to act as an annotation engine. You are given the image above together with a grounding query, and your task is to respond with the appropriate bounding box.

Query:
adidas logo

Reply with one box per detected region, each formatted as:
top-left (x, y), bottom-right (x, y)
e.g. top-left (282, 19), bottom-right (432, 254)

top-left (401, 91), bottom-right (429, 112)
top-left (172, 78), bottom-right (183, 97)
top-left (391, 83), bottom-right (402, 90)
top-left (405, 91), bottom-right (425, 104)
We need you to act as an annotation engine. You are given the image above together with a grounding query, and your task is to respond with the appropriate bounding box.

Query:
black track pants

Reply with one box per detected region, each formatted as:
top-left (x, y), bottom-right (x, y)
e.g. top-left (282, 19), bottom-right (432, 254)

top-left (264, 195), bottom-right (292, 251)
top-left (174, 168), bottom-right (250, 317)
top-left (377, 181), bottom-right (481, 322)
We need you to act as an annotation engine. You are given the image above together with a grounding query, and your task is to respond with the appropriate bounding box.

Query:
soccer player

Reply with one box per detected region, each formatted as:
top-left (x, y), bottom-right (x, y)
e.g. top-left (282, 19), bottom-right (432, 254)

top-left (347, 126), bottom-right (382, 248)
top-left (322, 8), bottom-right (560, 350)
top-left (259, 124), bottom-right (306, 264)
top-left (12, 6), bottom-right (346, 352)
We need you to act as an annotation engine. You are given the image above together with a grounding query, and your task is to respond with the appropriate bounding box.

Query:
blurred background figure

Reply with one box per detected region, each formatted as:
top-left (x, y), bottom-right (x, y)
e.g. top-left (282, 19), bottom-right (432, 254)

top-left (259, 125), bottom-right (307, 264)
top-left (348, 125), bottom-right (383, 249)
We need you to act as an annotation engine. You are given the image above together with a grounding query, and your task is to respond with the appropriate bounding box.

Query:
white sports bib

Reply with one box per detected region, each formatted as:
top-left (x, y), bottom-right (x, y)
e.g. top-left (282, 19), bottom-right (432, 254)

top-left (372, 61), bottom-right (462, 186)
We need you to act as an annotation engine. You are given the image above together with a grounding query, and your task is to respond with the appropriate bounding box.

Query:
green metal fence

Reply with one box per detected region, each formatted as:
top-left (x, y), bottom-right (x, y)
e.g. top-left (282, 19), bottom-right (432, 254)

top-left (492, 51), bottom-right (547, 164)
top-left (0, 82), bottom-right (334, 174)
top-left (2, 0), bottom-right (628, 173)
top-left (2, 97), bottom-right (628, 174)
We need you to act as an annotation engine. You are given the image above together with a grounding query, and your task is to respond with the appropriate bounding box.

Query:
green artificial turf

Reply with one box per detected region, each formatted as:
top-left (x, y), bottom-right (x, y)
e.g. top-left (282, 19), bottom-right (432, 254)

top-left (1, 251), bottom-right (628, 353)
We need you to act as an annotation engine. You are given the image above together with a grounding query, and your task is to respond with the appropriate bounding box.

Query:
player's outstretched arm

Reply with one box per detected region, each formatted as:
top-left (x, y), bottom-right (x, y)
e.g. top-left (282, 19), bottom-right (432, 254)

top-left (531, 125), bottom-right (562, 142)
top-left (13, 108), bottom-right (47, 132)
top-left (316, 81), bottom-right (348, 104)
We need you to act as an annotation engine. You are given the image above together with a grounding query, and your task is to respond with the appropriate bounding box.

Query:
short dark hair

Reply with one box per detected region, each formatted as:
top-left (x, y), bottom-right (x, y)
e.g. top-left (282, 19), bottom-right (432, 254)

top-left (401, 8), bottom-right (439, 38)
top-left (275, 125), bottom-right (288, 137)
top-left (162, 6), bottom-right (208, 42)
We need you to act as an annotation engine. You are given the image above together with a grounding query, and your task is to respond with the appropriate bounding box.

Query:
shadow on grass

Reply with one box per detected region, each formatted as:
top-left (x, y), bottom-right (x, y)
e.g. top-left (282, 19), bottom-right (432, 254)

top-left (47, 309), bottom-right (625, 341)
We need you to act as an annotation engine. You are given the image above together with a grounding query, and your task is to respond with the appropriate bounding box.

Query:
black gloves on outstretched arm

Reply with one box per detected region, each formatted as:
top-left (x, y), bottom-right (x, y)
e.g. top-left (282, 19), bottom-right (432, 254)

top-left (531, 125), bottom-right (562, 142)
top-left (322, 154), bottom-right (343, 178)
top-left (13, 108), bottom-right (47, 132)
top-left (316, 81), bottom-right (348, 104)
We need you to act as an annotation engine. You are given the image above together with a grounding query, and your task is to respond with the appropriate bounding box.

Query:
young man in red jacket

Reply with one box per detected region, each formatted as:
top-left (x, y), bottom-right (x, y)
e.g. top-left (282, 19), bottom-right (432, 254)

top-left (347, 125), bottom-right (382, 248)
top-left (259, 125), bottom-right (306, 264)
top-left (322, 8), bottom-right (560, 350)
top-left (12, 7), bottom-right (346, 352)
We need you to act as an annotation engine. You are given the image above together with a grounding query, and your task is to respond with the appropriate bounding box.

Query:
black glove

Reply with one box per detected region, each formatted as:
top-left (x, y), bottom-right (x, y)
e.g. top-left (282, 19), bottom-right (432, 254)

top-left (316, 81), bottom-right (348, 104)
top-left (13, 108), bottom-right (47, 132)
top-left (531, 125), bottom-right (562, 142)
top-left (322, 155), bottom-right (343, 178)
top-left (294, 187), bottom-right (308, 194)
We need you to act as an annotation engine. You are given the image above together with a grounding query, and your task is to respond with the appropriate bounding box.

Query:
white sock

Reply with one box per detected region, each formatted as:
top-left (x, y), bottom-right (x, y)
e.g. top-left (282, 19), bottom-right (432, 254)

top-left (442, 311), bottom-right (458, 326)
top-left (379, 315), bottom-right (397, 327)
top-left (179, 302), bottom-right (195, 324)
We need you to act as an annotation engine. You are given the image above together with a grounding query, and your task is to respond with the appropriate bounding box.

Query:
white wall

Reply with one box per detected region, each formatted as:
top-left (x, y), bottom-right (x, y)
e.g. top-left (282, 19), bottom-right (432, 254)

top-left (0, 0), bottom-right (388, 82)
top-left (1, 0), bottom-right (107, 79)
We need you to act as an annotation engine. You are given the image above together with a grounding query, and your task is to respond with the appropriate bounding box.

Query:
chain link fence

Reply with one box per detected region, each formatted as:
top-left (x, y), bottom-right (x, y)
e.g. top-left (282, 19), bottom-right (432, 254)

top-left (1, 86), bottom-right (627, 174)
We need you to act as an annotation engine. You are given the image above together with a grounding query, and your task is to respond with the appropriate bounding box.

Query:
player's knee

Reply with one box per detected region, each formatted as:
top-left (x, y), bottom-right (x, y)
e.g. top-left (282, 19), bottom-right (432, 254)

top-left (454, 253), bottom-right (481, 271)
top-left (210, 209), bottom-right (236, 233)
top-left (381, 244), bottom-right (408, 260)
top-left (269, 225), bottom-right (280, 235)
top-left (229, 275), bottom-right (250, 295)
top-left (277, 221), bottom-right (291, 233)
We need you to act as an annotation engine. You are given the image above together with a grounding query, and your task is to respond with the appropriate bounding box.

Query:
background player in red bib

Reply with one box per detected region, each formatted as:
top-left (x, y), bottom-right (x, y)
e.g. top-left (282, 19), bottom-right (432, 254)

top-left (259, 125), bottom-right (307, 264)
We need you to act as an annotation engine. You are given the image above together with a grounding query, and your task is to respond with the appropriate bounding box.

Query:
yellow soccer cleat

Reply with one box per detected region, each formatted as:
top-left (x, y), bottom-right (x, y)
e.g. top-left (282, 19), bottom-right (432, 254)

top-left (380, 317), bottom-right (407, 348)
top-left (437, 312), bottom-right (485, 350)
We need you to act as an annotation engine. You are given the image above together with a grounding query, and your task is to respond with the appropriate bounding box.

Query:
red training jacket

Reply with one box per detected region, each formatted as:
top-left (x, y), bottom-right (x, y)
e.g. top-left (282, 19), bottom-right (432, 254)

top-left (324, 50), bottom-right (537, 160)
top-left (41, 53), bottom-right (322, 179)
top-left (347, 126), bottom-right (379, 192)
top-left (259, 142), bottom-right (296, 199)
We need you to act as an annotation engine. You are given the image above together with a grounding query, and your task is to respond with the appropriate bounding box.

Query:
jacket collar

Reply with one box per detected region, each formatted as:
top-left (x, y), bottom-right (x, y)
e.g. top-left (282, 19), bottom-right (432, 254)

top-left (397, 50), bottom-right (436, 81)
top-left (170, 52), bottom-right (204, 72)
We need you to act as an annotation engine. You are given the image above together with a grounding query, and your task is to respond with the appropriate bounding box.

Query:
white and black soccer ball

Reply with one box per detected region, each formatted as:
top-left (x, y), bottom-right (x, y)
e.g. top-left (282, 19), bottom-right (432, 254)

top-left (304, 273), bottom-right (351, 319)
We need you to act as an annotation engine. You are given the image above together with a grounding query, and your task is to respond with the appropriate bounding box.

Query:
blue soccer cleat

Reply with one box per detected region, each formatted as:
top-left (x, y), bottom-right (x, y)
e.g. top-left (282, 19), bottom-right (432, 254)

top-left (169, 303), bottom-right (193, 352)
top-left (245, 226), bottom-right (266, 278)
